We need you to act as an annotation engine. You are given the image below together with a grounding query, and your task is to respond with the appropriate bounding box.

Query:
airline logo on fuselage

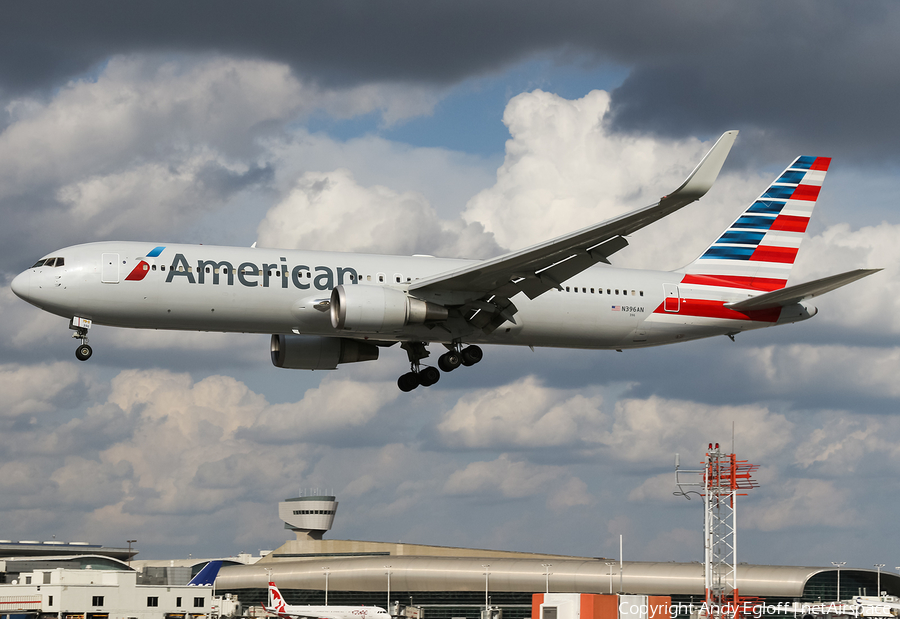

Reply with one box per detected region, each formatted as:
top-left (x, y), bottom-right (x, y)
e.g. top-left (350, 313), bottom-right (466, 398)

top-left (125, 246), bottom-right (168, 282)
top-left (161, 252), bottom-right (357, 290)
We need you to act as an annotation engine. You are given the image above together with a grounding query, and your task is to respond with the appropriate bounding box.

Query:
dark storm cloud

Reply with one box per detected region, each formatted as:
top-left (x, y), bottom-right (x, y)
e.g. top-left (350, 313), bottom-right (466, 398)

top-left (3, 1), bottom-right (899, 156)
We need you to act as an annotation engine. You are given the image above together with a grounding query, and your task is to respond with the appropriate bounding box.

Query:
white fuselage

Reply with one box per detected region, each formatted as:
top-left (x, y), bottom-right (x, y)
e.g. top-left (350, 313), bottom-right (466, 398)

top-left (11, 241), bottom-right (813, 351)
top-left (270, 606), bottom-right (389, 619)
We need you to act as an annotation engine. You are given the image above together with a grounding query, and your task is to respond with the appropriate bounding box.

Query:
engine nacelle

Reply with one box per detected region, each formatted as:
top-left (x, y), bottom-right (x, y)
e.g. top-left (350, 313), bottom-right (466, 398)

top-left (270, 334), bottom-right (379, 370)
top-left (330, 285), bottom-right (448, 333)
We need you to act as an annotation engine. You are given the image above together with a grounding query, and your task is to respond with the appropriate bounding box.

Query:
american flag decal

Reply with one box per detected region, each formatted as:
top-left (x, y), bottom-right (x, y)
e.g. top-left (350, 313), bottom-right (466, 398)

top-left (611, 305), bottom-right (621, 311)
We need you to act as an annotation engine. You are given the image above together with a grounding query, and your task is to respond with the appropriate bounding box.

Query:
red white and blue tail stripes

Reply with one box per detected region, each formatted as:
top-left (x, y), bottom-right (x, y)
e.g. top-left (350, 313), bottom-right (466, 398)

top-left (681, 156), bottom-right (830, 292)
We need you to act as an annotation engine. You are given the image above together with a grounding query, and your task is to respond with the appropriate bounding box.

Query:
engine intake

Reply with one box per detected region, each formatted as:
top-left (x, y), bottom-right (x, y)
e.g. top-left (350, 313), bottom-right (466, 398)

top-left (270, 334), bottom-right (379, 370)
top-left (330, 285), bottom-right (448, 333)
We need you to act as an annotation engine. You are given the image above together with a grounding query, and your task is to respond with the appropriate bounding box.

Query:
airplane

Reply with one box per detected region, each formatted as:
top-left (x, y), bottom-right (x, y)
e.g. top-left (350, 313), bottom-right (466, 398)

top-left (264, 581), bottom-right (389, 619)
top-left (187, 560), bottom-right (222, 586)
top-left (9, 130), bottom-right (881, 392)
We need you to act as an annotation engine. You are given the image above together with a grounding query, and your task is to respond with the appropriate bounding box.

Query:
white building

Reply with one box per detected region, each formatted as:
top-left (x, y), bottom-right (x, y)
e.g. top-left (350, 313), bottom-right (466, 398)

top-left (0, 564), bottom-right (227, 619)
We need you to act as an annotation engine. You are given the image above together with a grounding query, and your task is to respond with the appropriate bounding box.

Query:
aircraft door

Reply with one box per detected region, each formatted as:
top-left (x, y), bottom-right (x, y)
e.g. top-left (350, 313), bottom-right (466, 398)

top-left (663, 283), bottom-right (680, 312)
top-left (101, 253), bottom-right (120, 283)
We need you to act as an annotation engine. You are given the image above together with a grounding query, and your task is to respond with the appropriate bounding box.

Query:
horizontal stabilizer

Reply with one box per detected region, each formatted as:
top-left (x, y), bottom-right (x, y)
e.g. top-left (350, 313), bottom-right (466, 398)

top-left (724, 268), bottom-right (881, 311)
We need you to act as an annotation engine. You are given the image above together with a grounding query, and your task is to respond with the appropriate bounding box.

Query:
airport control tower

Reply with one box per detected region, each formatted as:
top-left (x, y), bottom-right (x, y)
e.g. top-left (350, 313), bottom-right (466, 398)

top-left (278, 494), bottom-right (338, 541)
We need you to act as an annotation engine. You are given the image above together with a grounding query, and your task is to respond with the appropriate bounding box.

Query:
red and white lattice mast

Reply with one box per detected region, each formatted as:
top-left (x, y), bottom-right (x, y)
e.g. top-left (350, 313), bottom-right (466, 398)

top-left (676, 442), bottom-right (759, 619)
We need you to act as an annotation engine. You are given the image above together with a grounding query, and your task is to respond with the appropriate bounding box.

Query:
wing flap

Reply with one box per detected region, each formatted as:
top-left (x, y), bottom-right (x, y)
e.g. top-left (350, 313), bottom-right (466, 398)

top-left (724, 268), bottom-right (881, 311)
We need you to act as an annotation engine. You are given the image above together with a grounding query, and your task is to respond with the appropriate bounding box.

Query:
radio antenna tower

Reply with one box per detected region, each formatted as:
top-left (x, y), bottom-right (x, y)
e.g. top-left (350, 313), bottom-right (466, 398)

top-left (675, 442), bottom-right (759, 619)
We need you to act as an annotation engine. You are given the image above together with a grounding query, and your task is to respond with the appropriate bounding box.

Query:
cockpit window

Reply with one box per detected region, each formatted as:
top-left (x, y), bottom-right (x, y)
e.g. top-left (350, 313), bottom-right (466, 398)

top-left (30, 257), bottom-right (65, 268)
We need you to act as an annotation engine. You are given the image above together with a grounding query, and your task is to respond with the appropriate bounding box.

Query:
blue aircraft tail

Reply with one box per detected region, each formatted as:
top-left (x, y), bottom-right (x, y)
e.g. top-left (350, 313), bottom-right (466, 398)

top-left (188, 560), bottom-right (222, 586)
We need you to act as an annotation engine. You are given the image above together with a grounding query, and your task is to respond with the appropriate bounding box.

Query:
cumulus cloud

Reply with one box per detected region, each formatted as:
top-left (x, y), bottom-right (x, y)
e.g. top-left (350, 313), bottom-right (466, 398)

top-left (461, 89), bottom-right (777, 272)
top-left (742, 344), bottom-right (900, 400)
top-left (0, 367), bottom-right (404, 533)
top-left (742, 479), bottom-right (858, 531)
top-left (434, 378), bottom-right (793, 465)
top-left (244, 376), bottom-right (401, 444)
top-left (792, 221), bottom-right (900, 333)
top-left (0, 54), bottom-right (451, 274)
top-left (0, 362), bottom-right (89, 418)
top-left (793, 411), bottom-right (900, 476)
top-left (256, 168), bottom-right (500, 257)
top-left (443, 454), bottom-right (592, 510)
top-left (436, 376), bottom-right (606, 450)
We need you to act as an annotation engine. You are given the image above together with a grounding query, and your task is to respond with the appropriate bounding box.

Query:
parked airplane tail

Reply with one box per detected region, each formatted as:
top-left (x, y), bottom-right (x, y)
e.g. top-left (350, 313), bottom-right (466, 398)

top-left (680, 155), bottom-right (831, 292)
top-left (187, 560), bottom-right (222, 586)
top-left (267, 581), bottom-right (288, 614)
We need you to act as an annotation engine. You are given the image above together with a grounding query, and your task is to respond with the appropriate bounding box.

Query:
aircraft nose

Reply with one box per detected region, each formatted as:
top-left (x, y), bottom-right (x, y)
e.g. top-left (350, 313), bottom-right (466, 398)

top-left (10, 270), bottom-right (30, 300)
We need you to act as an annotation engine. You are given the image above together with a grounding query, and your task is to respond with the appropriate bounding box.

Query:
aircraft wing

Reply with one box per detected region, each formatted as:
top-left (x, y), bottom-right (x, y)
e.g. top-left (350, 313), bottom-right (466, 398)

top-left (408, 130), bottom-right (738, 332)
top-left (724, 268), bottom-right (881, 311)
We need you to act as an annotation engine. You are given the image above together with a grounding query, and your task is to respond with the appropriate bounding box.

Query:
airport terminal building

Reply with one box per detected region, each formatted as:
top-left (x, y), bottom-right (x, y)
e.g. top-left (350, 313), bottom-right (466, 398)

top-left (214, 495), bottom-right (900, 619)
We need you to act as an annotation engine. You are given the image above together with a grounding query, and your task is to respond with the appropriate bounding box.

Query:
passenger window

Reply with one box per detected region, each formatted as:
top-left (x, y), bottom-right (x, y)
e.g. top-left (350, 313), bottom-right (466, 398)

top-left (640, 291), bottom-right (644, 296)
top-left (607, 289), bottom-right (611, 294)
top-left (582, 288), bottom-right (586, 293)
top-left (590, 288), bottom-right (594, 294)
top-left (566, 286), bottom-right (570, 292)
top-left (152, 265), bottom-right (156, 271)
top-left (632, 290), bottom-right (636, 295)
top-left (367, 275), bottom-right (371, 281)
top-left (206, 267), bottom-right (211, 274)
top-left (161, 265), bottom-right (165, 271)
top-left (378, 273), bottom-right (385, 283)
top-left (615, 289), bottom-right (619, 295)
top-left (574, 287), bottom-right (578, 293)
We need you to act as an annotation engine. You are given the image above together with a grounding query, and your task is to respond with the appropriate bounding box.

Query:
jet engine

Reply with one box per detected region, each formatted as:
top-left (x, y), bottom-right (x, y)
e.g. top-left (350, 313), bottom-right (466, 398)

top-left (270, 334), bottom-right (379, 370)
top-left (330, 285), bottom-right (448, 333)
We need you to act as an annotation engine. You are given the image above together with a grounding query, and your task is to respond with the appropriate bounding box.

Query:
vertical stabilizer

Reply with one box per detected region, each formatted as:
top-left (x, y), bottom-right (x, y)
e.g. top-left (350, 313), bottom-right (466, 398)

top-left (268, 582), bottom-right (288, 614)
top-left (680, 156), bottom-right (831, 291)
top-left (187, 560), bottom-right (222, 586)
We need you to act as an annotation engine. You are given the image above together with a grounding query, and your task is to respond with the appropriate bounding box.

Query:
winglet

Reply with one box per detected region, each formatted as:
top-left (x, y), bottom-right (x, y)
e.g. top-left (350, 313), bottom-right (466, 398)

top-left (665, 130), bottom-right (739, 201)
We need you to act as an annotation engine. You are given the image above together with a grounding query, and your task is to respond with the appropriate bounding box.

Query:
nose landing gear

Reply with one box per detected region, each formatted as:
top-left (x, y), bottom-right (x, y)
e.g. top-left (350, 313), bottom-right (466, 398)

top-left (75, 342), bottom-right (93, 361)
top-left (69, 316), bottom-right (93, 361)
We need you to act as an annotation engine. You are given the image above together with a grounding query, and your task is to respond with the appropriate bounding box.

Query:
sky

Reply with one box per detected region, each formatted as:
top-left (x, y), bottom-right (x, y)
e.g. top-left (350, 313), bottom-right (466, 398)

top-left (1, 1), bottom-right (899, 571)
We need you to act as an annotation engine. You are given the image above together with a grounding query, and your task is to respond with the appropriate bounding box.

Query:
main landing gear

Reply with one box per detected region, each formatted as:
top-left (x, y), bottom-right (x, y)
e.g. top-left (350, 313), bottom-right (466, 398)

top-left (397, 342), bottom-right (483, 392)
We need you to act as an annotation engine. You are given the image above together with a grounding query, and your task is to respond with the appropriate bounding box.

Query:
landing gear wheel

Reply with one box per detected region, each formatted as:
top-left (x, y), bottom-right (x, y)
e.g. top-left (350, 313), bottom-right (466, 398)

top-left (461, 345), bottom-right (483, 366)
top-left (418, 366), bottom-right (440, 387)
top-left (398, 371), bottom-right (420, 392)
top-left (75, 344), bottom-right (93, 361)
top-left (438, 351), bottom-right (461, 372)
